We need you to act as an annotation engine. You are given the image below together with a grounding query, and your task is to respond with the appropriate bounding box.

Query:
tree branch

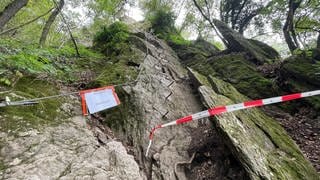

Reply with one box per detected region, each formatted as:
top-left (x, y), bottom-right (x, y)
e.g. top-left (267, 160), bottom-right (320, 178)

top-left (0, 8), bottom-right (54, 36)
top-left (192, 0), bottom-right (229, 46)
top-left (52, 0), bottom-right (80, 57)
top-left (296, 26), bottom-right (320, 33)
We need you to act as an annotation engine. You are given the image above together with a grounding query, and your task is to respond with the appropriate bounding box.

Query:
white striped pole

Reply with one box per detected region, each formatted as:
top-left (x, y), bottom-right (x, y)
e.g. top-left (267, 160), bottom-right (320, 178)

top-left (145, 90), bottom-right (320, 156)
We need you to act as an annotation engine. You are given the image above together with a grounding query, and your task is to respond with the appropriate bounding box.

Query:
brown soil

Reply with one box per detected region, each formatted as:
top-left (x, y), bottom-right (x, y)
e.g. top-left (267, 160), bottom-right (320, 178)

top-left (263, 106), bottom-right (320, 172)
top-left (184, 121), bottom-right (249, 180)
top-left (182, 105), bottom-right (320, 179)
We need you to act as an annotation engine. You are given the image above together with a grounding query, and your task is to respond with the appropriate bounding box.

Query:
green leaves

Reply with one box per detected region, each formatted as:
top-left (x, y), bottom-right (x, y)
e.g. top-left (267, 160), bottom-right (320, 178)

top-left (148, 8), bottom-right (176, 36)
top-left (93, 21), bottom-right (130, 56)
top-left (0, 78), bottom-right (11, 86)
top-left (6, 52), bottom-right (56, 74)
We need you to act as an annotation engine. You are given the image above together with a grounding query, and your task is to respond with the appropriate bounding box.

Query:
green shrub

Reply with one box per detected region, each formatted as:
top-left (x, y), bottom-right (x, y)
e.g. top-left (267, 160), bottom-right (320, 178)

top-left (146, 8), bottom-right (191, 46)
top-left (93, 22), bottom-right (130, 56)
top-left (168, 34), bottom-right (190, 45)
top-left (4, 52), bottom-right (56, 74)
top-left (148, 8), bottom-right (176, 38)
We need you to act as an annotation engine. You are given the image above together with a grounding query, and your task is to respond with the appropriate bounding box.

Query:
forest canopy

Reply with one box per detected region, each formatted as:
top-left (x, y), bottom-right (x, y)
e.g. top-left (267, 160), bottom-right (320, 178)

top-left (0, 0), bottom-right (319, 57)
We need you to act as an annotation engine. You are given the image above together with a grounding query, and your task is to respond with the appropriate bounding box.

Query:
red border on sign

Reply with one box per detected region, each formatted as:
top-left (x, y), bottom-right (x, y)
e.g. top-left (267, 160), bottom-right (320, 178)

top-left (80, 86), bottom-right (120, 115)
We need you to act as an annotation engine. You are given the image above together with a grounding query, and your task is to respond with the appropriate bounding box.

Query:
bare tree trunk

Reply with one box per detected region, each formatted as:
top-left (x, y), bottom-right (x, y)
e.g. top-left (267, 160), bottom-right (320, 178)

top-left (0, 8), bottom-right (53, 36)
top-left (283, 0), bottom-right (302, 53)
top-left (238, 11), bottom-right (258, 35)
top-left (39, 0), bottom-right (64, 47)
top-left (192, 0), bottom-right (229, 47)
top-left (0, 0), bottom-right (29, 29)
top-left (55, 4), bottom-right (80, 57)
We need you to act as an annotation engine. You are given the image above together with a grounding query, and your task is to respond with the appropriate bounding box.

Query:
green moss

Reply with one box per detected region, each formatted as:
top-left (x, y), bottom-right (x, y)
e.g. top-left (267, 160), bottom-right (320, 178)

top-left (0, 159), bottom-right (6, 171)
top-left (170, 43), bottom-right (209, 63)
top-left (170, 41), bottom-right (279, 99)
top-left (187, 67), bottom-right (211, 87)
top-left (88, 48), bottom-right (143, 88)
top-left (283, 56), bottom-right (320, 86)
top-left (208, 76), bottom-right (248, 102)
top-left (248, 39), bottom-right (280, 60)
top-left (192, 69), bottom-right (318, 179)
top-left (281, 56), bottom-right (320, 112)
top-left (93, 22), bottom-right (130, 56)
top-left (0, 77), bottom-right (69, 136)
top-left (216, 81), bottom-right (318, 179)
top-left (193, 53), bottom-right (278, 99)
top-left (167, 34), bottom-right (191, 46)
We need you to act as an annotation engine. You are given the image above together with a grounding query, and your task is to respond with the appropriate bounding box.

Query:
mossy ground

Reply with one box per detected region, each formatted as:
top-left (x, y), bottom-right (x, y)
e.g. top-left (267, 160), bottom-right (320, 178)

top-left (90, 47), bottom-right (143, 87)
top-left (0, 77), bottom-right (69, 136)
top-left (0, 34), bottom-right (143, 136)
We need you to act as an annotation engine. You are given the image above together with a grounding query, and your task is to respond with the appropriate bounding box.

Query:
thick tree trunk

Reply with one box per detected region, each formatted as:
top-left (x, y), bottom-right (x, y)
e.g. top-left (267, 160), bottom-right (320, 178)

top-left (0, 0), bottom-right (29, 29)
top-left (39, 0), bottom-right (64, 47)
top-left (283, 0), bottom-right (302, 53)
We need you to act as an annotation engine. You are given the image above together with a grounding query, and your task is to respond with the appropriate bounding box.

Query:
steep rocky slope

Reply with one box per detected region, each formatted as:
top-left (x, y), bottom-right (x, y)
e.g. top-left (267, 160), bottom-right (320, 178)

top-left (103, 32), bottom-right (248, 179)
top-left (102, 31), bottom-right (318, 179)
top-left (168, 19), bottom-right (320, 174)
top-left (1, 25), bottom-right (319, 179)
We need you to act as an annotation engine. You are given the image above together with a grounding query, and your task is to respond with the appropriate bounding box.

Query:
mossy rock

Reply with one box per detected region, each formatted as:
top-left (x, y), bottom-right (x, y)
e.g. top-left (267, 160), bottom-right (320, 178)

top-left (191, 53), bottom-right (279, 99)
top-left (189, 69), bottom-right (319, 179)
top-left (0, 77), bottom-right (69, 136)
top-left (100, 86), bottom-right (145, 144)
top-left (128, 35), bottom-right (147, 53)
top-left (192, 38), bottom-right (220, 55)
top-left (248, 39), bottom-right (280, 60)
top-left (212, 19), bottom-right (278, 65)
top-left (280, 56), bottom-right (320, 112)
top-left (312, 48), bottom-right (320, 61)
top-left (282, 56), bottom-right (320, 87)
top-left (169, 43), bottom-right (209, 64)
top-left (170, 37), bottom-right (279, 100)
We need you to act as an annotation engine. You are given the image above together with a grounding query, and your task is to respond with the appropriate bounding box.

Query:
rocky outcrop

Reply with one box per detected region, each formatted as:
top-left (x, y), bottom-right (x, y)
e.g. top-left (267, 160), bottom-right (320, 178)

top-left (188, 68), bottom-right (319, 179)
top-left (1, 28), bottom-right (318, 179)
top-left (102, 31), bottom-right (320, 179)
top-left (192, 37), bottom-right (220, 55)
top-left (173, 43), bottom-right (279, 99)
top-left (281, 55), bottom-right (320, 112)
top-left (0, 116), bottom-right (143, 179)
top-left (104, 33), bottom-right (248, 179)
top-left (105, 33), bottom-right (206, 179)
top-left (248, 39), bottom-right (280, 60)
top-left (212, 19), bottom-right (280, 64)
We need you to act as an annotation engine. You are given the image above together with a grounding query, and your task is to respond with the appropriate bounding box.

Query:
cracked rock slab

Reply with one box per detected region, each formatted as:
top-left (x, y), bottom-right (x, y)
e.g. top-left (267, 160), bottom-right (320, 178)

top-left (0, 116), bottom-right (143, 180)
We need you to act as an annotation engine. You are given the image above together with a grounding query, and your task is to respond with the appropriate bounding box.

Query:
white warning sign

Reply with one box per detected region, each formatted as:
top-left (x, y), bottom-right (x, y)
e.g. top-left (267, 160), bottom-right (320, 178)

top-left (80, 86), bottom-right (120, 115)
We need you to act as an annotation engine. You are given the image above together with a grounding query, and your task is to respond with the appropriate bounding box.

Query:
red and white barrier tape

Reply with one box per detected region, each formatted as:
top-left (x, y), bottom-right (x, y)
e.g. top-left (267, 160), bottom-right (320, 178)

top-left (145, 90), bottom-right (320, 156)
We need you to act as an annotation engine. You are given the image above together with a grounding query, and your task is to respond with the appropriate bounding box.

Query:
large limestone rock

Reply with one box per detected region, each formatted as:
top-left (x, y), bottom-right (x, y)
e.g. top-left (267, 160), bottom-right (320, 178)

top-left (212, 19), bottom-right (280, 65)
top-left (104, 32), bottom-right (206, 179)
top-left (188, 68), bottom-right (319, 179)
top-left (0, 116), bottom-right (143, 179)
